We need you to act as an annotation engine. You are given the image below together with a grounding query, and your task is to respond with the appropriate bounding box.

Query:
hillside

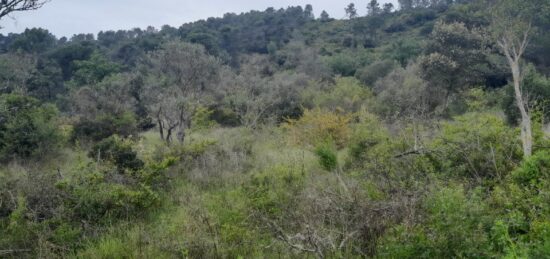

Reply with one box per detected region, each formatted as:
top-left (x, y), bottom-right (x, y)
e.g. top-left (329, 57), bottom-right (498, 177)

top-left (1, 0), bottom-right (550, 258)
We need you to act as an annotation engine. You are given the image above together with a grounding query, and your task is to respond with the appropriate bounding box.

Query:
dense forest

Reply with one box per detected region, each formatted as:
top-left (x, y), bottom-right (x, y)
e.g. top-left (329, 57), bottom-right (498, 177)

top-left (1, 0), bottom-right (550, 257)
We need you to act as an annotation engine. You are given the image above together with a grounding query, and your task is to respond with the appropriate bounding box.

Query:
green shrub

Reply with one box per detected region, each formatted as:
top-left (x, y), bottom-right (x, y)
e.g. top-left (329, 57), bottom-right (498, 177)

top-left (431, 112), bottom-right (522, 182)
top-left (0, 94), bottom-right (62, 161)
top-left (315, 142), bottom-right (338, 171)
top-left (511, 151), bottom-right (550, 187)
top-left (355, 59), bottom-right (398, 87)
top-left (89, 135), bottom-right (144, 173)
top-left (283, 108), bottom-right (352, 149)
top-left (347, 111), bottom-right (393, 173)
top-left (301, 77), bottom-right (374, 113)
top-left (325, 53), bottom-right (359, 77)
top-left (191, 106), bottom-right (217, 131)
top-left (379, 186), bottom-right (493, 258)
top-left (72, 112), bottom-right (139, 143)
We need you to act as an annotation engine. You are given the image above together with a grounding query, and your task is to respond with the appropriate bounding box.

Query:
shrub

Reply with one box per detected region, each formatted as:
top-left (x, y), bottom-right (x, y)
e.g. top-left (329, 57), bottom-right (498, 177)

top-left (72, 112), bottom-right (139, 143)
top-left (191, 106), bottom-right (217, 131)
top-left (325, 53), bottom-right (359, 77)
top-left (379, 186), bottom-right (493, 258)
top-left (283, 108), bottom-right (352, 149)
top-left (59, 163), bottom-right (160, 222)
top-left (314, 141), bottom-right (338, 171)
top-left (0, 94), bottom-right (62, 161)
top-left (511, 151), bottom-right (550, 187)
top-left (301, 77), bottom-right (374, 113)
top-left (431, 112), bottom-right (522, 182)
top-left (347, 111), bottom-right (393, 173)
top-left (355, 59), bottom-right (399, 87)
top-left (89, 135), bottom-right (144, 173)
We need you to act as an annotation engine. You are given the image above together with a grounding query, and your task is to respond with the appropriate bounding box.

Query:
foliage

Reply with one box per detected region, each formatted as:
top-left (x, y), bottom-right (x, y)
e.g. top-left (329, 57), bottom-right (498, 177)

top-left (380, 186), bottom-right (493, 258)
top-left (89, 136), bottom-right (144, 173)
top-left (355, 59), bottom-right (399, 86)
top-left (502, 65), bottom-right (550, 125)
top-left (1, 1), bottom-right (550, 258)
top-left (191, 106), bottom-right (217, 131)
top-left (314, 141), bottom-right (338, 171)
top-left (301, 77), bottom-right (374, 113)
top-left (70, 51), bottom-right (122, 86)
top-left (283, 108), bottom-right (352, 149)
top-left (0, 94), bottom-right (61, 161)
top-left (430, 112), bottom-right (522, 182)
top-left (72, 112), bottom-right (139, 142)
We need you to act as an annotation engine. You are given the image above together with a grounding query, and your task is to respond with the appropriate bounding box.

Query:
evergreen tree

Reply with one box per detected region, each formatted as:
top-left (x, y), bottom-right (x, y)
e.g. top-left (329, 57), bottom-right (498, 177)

top-left (345, 3), bottom-right (358, 19)
top-left (367, 0), bottom-right (381, 16)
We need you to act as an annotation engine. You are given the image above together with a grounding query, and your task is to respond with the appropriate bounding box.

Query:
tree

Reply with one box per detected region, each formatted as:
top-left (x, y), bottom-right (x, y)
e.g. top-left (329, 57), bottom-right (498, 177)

top-left (490, 0), bottom-right (539, 157)
top-left (419, 21), bottom-right (488, 110)
top-left (383, 3), bottom-right (395, 14)
top-left (345, 3), bottom-right (358, 19)
top-left (8, 28), bottom-right (56, 53)
top-left (320, 10), bottom-right (331, 22)
top-left (70, 51), bottom-right (122, 86)
top-left (304, 4), bottom-right (314, 19)
top-left (222, 55), bottom-right (308, 128)
top-left (0, 0), bottom-right (47, 20)
top-left (398, 0), bottom-right (414, 10)
top-left (0, 94), bottom-right (61, 161)
top-left (0, 53), bottom-right (36, 95)
top-left (144, 41), bottom-right (221, 144)
top-left (367, 0), bottom-right (381, 16)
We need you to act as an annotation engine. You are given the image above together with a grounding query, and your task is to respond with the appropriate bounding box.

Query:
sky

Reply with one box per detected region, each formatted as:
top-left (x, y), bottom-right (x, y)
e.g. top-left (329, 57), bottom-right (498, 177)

top-left (0, 0), bottom-right (397, 38)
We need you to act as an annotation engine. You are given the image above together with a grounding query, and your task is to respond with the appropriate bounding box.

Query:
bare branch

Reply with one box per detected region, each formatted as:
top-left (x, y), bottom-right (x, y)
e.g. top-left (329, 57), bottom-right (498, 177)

top-left (0, 0), bottom-right (48, 20)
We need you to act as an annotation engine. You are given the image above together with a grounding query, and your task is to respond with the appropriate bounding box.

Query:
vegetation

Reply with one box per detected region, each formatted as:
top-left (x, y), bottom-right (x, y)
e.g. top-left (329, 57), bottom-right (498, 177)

top-left (1, 0), bottom-right (550, 258)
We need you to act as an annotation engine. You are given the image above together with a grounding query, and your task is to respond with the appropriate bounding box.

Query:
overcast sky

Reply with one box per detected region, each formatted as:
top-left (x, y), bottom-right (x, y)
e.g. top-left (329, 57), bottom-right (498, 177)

top-left (0, 0), bottom-right (397, 37)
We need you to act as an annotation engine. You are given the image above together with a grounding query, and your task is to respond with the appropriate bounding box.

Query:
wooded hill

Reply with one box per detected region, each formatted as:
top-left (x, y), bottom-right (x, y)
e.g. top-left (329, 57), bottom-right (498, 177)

top-left (1, 0), bottom-right (550, 257)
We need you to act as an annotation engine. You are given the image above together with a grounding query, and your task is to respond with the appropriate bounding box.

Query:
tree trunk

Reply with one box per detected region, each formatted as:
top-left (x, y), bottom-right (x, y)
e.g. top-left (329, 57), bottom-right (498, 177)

top-left (157, 118), bottom-right (164, 141)
top-left (166, 127), bottom-right (173, 145)
top-left (511, 60), bottom-right (533, 157)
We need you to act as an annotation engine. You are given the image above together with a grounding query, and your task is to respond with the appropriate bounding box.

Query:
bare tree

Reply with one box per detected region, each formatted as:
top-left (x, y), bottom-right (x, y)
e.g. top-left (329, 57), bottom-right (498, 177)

top-left (0, 0), bottom-right (48, 20)
top-left (490, 0), bottom-right (537, 157)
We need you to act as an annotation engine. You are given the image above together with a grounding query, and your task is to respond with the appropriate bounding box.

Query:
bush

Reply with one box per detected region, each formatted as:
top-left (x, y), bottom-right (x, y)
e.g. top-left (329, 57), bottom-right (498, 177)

top-left (347, 111), bottom-right (393, 173)
top-left (325, 53), bottom-right (359, 77)
top-left (314, 142), bottom-right (338, 171)
top-left (0, 94), bottom-right (62, 161)
top-left (355, 59), bottom-right (399, 87)
top-left (379, 186), bottom-right (493, 258)
top-left (59, 163), bottom-right (160, 223)
top-left (511, 151), bottom-right (550, 187)
top-left (89, 136), bottom-right (144, 173)
top-left (191, 106), bottom-right (217, 131)
top-left (431, 112), bottom-right (522, 182)
top-left (301, 77), bottom-right (374, 113)
top-left (283, 108), bottom-right (352, 149)
top-left (72, 112), bottom-right (139, 143)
